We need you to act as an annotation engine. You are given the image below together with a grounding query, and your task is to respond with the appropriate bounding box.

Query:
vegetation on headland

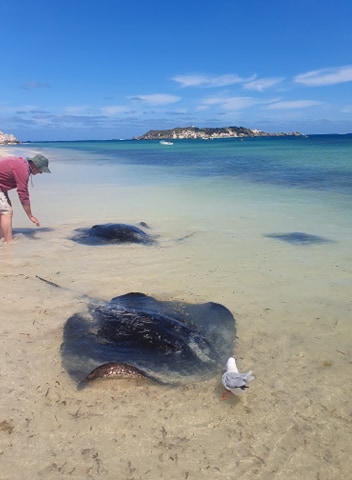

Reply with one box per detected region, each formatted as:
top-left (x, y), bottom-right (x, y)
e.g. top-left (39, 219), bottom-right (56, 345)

top-left (134, 126), bottom-right (302, 140)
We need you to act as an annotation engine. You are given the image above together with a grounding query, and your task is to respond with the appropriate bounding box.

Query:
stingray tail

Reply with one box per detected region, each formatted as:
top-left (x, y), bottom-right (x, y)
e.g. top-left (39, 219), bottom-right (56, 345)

top-left (36, 275), bottom-right (63, 289)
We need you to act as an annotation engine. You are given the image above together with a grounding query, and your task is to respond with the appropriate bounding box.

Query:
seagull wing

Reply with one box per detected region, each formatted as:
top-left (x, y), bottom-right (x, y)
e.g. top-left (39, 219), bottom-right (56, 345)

top-left (222, 370), bottom-right (254, 391)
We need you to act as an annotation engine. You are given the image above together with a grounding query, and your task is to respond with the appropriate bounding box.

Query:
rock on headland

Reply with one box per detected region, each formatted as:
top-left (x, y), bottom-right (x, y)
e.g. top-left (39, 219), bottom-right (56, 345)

top-left (0, 130), bottom-right (20, 145)
top-left (135, 126), bottom-right (302, 140)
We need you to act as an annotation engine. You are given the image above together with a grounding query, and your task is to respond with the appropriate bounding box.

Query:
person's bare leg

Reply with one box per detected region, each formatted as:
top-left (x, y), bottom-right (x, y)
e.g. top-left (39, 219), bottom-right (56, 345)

top-left (0, 212), bottom-right (13, 243)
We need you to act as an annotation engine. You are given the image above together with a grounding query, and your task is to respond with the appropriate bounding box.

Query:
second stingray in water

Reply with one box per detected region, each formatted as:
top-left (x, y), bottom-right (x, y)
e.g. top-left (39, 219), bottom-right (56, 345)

top-left (70, 223), bottom-right (156, 246)
top-left (60, 292), bottom-right (236, 388)
top-left (264, 231), bottom-right (332, 245)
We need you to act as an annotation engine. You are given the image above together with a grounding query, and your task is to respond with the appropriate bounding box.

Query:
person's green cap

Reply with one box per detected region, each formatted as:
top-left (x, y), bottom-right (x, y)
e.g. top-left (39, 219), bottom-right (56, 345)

top-left (29, 154), bottom-right (51, 173)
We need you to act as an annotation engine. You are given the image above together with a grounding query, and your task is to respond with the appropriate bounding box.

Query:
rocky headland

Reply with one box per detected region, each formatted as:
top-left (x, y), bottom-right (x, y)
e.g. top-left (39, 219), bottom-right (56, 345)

top-left (135, 126), bottom-right (302, 140)
top-left (0, 130), bottom-right (20, 145)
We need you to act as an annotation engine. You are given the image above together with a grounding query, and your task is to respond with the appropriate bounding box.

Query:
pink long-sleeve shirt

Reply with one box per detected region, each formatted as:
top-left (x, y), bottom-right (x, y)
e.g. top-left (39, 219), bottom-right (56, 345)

top-left (0, 156), bottom-right (31, 205)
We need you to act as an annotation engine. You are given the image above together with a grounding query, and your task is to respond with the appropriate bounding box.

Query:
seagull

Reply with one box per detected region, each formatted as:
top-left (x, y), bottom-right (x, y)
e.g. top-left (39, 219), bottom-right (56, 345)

top-left (221, 357), bottom-right (254, 398)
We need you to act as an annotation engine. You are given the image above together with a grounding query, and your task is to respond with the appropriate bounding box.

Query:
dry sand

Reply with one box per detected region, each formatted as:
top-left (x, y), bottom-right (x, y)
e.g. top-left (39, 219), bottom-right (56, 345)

top-left (0, 147), bottom-right (351, 479)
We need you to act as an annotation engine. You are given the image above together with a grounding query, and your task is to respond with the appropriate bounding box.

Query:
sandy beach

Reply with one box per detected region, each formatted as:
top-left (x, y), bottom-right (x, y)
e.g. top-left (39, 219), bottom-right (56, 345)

top-left (1, 146), bottom-right (351, 479)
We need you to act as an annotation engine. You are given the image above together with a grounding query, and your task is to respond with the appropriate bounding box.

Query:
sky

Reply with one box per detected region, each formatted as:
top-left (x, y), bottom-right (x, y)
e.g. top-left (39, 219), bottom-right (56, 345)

top-left (1, 0), bottom-right (352, 141)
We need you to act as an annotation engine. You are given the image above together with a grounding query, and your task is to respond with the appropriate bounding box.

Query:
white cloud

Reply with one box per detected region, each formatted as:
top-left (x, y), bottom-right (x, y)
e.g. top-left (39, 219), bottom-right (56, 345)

top-left (64, 105), bottom-right (92, 115)
top-left (266, 100), bottom-right (323, 110)
top-left (1, 103), bottom-right (38, 114)
top-left (172, 74), bottom-right (209, 87)
top-left (294, 65), bottom-right (352, 86)
top-left (172, 73), bottom-right (250, 88)
top-left (244, 77), bottom-right (284, 91)
top-left (129, 94), bottom-right (181, 105)
top-left (101, 105), bottom-right (129, 115)
top-left (202, 95), bottom-right (265, 111)
top-left (195, 105), bottom-right (209, 112)
top-left (341, 105), bottom-right (352, 113)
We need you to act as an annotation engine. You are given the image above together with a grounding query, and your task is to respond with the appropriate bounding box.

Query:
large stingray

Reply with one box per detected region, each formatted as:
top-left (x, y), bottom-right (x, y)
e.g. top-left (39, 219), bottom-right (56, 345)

top-left (70, 222), bottom-right (155, 246)
top-left (59, 290), bottom-right (236, 388)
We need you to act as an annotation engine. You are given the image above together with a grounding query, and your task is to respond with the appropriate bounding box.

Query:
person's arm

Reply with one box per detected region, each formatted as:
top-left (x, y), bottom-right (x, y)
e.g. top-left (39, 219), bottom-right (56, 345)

top-left (22, 203), bottom-right (40, 227)
top-left (13, 160), bottom-right (40, 227)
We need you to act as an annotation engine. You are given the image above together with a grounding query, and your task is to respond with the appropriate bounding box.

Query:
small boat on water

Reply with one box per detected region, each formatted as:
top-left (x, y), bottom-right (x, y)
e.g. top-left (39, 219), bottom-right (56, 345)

top-left (160, 140), bottom-right (173, 145)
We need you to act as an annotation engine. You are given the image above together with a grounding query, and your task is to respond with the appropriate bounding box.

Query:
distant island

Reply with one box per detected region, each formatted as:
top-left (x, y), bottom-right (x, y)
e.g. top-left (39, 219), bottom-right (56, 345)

top-left (134, 126), bottom-right (302, 140)
top-left (0, 130), bottom-right (20, 145)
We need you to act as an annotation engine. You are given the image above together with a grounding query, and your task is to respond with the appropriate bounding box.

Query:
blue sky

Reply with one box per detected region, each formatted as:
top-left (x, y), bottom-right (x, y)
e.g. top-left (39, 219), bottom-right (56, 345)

top-left (1, 0), bottom-right (352, 141)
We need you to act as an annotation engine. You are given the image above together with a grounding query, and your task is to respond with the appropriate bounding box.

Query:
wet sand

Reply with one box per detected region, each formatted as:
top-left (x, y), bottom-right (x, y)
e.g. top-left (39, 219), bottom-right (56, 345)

top-left (0, 147), bottom-right (351, 479)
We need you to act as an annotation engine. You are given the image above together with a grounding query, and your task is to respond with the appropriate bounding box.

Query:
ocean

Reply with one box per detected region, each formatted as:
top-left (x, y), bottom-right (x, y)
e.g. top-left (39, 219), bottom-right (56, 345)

top-left (23, 133), bottom-right (352, 190)
top-left (1, 135), bottom-right (351, 479)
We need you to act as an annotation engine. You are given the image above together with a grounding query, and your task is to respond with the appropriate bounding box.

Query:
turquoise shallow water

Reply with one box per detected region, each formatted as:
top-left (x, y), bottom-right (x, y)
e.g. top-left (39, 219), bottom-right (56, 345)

top-left (24, 135), bottom-right (352, 188)
top-left (17, 134), bottom-right (352, 234)
top-left (22, 133), bottom-right (352, 191)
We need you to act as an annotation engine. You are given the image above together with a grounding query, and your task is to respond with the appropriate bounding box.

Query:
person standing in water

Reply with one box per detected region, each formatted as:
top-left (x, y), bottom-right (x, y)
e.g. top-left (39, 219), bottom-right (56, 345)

top-left (0, 154), bottom-right (51, 243)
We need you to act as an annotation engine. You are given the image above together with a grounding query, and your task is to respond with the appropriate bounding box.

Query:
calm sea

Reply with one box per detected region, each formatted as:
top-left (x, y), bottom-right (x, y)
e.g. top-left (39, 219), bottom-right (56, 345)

top-left (16, 133), bottom-right (352, 238)
top-left (22, 134), bottom-right (352, 194)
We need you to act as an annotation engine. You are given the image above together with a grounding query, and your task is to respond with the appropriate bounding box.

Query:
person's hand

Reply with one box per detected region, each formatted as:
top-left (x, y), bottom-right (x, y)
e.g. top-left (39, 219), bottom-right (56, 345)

top-left (30, 215), bottom-right (40, 227)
